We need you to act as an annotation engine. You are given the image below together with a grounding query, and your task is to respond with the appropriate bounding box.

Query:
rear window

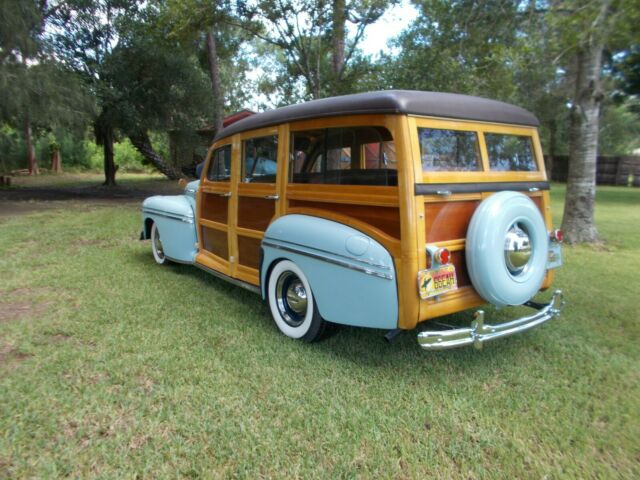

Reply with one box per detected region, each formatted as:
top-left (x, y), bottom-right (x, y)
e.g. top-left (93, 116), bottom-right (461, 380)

top-left (485, 133), bottom-right (536, 171)
top-left (418, 128), bottom-right (480, 172)
top-left (290, 126), bottom-right (397, 186)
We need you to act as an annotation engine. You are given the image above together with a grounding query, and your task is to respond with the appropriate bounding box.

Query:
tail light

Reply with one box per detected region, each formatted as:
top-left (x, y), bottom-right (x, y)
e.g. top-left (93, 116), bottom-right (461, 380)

top-left (550, 229), bottom-right (563, 243)
top-left (434, 247), bottom-right (451, 265)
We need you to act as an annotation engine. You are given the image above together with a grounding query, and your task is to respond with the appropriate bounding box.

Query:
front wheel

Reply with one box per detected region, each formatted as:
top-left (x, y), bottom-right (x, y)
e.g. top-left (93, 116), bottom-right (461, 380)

top-left (150, 222), bottom-right (167, 265)
top-left (267, 260), bottom-right (326, 342)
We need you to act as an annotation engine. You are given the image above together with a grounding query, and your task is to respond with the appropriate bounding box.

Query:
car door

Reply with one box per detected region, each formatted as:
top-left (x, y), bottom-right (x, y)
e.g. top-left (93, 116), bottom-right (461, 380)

top-left (197, 143), bottom-right (234, 275)
top-left (231, 127), bottom-right (282, 285)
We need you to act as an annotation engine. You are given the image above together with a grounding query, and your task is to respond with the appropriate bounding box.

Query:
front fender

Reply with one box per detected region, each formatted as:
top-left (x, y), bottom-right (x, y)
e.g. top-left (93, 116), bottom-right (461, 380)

top-left (261, 214), bottom-right (398, 329)
top-left (141, 195), bottom-right (197, 263)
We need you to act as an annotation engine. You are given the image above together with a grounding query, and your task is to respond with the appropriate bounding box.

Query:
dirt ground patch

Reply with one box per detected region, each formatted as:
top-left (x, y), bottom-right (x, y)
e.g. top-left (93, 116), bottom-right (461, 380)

top-left (0, 288), bottom-right (54, 323)
top-left (0, 174), bottom-right (183, 218)
top-left (0, 301), bottom-right (52, 323)
top-left (0, 341), bottom-right (33, 367)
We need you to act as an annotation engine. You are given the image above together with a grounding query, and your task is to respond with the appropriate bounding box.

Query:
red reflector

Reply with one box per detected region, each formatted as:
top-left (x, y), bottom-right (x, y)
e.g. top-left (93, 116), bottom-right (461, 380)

top-left (551, 229), bottom-right (563, 242)
top-left (436, 248), bottom-right (450, 264)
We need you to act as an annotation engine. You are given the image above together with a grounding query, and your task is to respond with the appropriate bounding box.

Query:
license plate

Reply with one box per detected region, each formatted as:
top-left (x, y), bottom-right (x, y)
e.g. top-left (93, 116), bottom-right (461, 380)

top-left (418, 264), bottom-right (458, 299)
top-left (547, 242), bottom-right (563, 269)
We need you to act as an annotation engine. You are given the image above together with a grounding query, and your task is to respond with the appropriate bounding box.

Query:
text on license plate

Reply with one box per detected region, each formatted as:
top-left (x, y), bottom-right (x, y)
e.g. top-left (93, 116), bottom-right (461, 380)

top-left (418, 265), bottom-right (458, 299)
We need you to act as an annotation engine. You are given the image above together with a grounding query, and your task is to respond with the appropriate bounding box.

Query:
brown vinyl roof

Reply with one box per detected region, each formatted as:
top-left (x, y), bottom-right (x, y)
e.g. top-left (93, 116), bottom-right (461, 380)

top-left (213, 90), bottom-right (539, 142)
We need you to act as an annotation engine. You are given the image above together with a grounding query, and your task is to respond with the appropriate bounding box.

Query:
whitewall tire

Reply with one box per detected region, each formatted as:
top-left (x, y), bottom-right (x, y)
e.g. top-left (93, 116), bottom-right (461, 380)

top-left (267, 260), bottom-right (325, 342)
top-left (466, 191), bottom-right (548, 307)
top-left (151, 222), bottom-right (167, 265)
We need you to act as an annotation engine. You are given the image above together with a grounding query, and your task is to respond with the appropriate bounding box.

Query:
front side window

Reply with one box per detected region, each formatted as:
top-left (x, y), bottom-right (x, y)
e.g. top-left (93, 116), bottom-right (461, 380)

top-left (242, 135), bottom-right (278, 183)
top-left (418, 128), bottom-right (481, 172)
top-left (290, 126), bottom-right (397, 186)
top-left (485, 133), bottom-right (536, 171)
top-left (207, 145), bottom-right (231, 181)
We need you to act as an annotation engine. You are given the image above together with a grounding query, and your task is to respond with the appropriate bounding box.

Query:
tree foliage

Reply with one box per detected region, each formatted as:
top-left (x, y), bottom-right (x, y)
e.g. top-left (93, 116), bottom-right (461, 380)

top-left (242, 0), bottom-right (395, 102)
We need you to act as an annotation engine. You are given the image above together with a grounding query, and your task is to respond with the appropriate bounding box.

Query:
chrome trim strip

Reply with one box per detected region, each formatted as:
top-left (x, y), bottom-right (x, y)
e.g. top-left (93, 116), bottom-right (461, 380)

top-left (262, 240), bottom-right (394, 280)
top-left (415, 181), bottom-right (550, 196)
top-left (194, 263), bottom-right (261, 295)
top-left (417, 290), bottom-right (564, 350)
top-left (263, 237), bottom-right (392, 270)
top-left (142, 207), bottom-right (194, 224)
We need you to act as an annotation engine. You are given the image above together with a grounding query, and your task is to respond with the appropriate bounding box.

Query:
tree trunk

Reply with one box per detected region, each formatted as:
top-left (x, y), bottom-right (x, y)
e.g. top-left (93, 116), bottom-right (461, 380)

top-left (561, 45), bottom-right (603, 243)
top-left (331, 0), bottom-right (346, 94)
top-left (206, 29), bottom-right (224, 132)
top-left (51, 148), bottom-right (62, 173)
top-left (546, 118), bottom-right (556, 179)
top-left (129, 132), bottom-right (184, 180)
top-left (24, 117), bottom-right (39, 175)
top-left (102, 124), bottom-right (117, 186)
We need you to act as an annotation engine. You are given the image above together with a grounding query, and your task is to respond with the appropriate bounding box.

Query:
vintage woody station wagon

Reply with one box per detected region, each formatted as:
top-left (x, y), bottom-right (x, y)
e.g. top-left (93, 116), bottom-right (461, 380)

top-left (140, 91), bottom-right (564, 350)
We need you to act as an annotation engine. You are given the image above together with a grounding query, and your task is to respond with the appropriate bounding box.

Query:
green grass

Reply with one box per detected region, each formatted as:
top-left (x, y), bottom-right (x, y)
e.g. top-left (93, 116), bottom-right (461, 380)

top-left (4, 171), bottom-right (170, 189)
top-left (1, 181), bottom-right (639, 478)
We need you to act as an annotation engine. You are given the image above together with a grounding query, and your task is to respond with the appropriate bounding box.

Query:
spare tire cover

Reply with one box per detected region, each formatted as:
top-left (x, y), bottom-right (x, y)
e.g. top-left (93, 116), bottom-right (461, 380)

top-left (466, 191), bottom-right (548, 307)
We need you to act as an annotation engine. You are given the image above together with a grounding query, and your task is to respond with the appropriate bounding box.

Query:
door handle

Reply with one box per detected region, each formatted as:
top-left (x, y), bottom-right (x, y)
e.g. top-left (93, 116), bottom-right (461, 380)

top-left (216, 192), bottom-right (232, 197)
top-left (264, 195), bottom-right (280, 200)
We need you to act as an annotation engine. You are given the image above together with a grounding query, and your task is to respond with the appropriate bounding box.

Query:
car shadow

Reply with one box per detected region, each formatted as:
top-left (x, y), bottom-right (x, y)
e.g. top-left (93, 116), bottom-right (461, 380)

top-left (129, 249), bottom-right (545, 378)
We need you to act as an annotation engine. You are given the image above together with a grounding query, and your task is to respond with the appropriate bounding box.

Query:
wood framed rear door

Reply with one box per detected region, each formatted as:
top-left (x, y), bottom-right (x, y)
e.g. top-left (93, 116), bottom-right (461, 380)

top-left (231, 128), bottom-right (283, 285)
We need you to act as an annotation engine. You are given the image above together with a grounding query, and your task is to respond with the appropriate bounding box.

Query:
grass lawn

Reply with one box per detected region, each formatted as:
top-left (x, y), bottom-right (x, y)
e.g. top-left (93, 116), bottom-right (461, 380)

top-left (0, 176), bottom-right (638, 478)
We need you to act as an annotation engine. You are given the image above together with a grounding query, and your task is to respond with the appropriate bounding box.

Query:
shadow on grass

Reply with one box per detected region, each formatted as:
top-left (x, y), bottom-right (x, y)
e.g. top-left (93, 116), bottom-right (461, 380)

top-left (127, 248), bottom-right (550, 380)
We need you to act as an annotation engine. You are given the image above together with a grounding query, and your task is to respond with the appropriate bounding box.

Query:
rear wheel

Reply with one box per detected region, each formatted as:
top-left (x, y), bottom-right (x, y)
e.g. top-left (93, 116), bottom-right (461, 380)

top-left (267, 260), bottom-right (326, 342)
top-left (150, 222), bottom-right (167, 265)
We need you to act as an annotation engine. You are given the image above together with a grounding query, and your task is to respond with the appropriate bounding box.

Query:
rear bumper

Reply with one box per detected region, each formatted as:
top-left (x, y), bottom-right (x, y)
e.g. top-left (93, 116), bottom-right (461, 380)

top-left (417, 290), bottom-right (564, 350)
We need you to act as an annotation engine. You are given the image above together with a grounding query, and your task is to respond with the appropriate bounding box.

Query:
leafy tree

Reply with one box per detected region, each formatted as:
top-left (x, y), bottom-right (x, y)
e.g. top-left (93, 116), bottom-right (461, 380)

top-left (102, 12), bottom-right (212, 178)
top-left (241, 0), bottom-right (395, 101)
top-left (162, 0), bottom-right (254, 129)
top-left (0, 0), bottom-right (92, 174)
top-left (549, 0), bottom-right (640, 243)
top-left (387, 0), bottom-right (526, 99)
top-left (49, 0), bottom-right (214, 182)
top-left (48, 0), bottom-right (140, 184)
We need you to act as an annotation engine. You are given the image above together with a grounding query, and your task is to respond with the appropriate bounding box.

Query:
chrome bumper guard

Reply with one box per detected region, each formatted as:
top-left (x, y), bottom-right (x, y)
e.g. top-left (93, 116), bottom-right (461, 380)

top-left (417, 290), bottom-right (564, 351)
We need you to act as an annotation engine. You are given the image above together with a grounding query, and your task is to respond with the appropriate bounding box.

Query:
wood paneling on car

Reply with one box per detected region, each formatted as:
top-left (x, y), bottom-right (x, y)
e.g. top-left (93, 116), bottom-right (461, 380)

top-left (237, 235), bottom-right (262, 270)
top-left (238, 196), bottom-right (276, 231)
top-left (200, 194), bottom-right (228, 224)
top-left (202, 227), bottom-right (228, 260)
top-left (288, 199), bottom-right (401, 239)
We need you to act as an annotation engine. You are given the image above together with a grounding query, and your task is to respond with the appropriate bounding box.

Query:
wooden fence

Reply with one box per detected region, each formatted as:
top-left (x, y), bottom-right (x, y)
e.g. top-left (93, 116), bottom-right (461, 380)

top-left (547, 155), bottom-right (640, 187)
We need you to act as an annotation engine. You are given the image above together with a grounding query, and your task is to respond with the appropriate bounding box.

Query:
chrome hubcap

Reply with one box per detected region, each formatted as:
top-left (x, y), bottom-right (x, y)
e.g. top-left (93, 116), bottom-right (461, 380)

top-left (276, 272), bottom-right (308, 327)
top-left (504, 223), bottom-right (531, 274)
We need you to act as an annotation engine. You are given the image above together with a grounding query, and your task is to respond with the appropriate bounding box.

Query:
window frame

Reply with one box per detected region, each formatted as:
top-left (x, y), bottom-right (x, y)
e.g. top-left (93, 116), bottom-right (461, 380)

top-left (288, 124), bottom-right (398, 186)
top-left (412, 116), bottom-right (546, 183)
top-left (205, 144), bottom-right (233, 183)
top-left (241, 134), bottom-right (279, 183)
top-left (417, 126), bottom-right (482, 173)
top-left (483, 132), bottom-right (537, 172)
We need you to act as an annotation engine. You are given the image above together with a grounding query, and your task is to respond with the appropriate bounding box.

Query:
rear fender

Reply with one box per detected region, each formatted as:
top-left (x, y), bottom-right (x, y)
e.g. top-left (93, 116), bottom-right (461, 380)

top-left (261, 214), bottom-right (398, 329)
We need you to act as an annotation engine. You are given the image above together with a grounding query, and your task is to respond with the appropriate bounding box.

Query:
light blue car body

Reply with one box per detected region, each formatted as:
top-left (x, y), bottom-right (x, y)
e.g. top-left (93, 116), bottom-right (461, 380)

top-left (141, 184), bottom-right (399, 329)
top-left (261, 215), bottom-right (398, 329)
top-left (140, 180), bottom-right (199, 263)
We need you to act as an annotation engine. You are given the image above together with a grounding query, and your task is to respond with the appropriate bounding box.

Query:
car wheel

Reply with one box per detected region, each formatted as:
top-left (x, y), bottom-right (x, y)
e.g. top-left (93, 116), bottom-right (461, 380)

top-left (466, 191), bottom-right (549, 307)
top-left (267, 260), bottom-right (326, 342)
top-left (150, 222), bottom-right (167, 265)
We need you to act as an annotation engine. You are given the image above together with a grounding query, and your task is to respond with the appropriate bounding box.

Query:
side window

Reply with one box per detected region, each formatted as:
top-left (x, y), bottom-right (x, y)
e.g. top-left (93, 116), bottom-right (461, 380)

top-left (485, 133), bottom-right (536, 171)
top-left (207, 145), bottom-right (231, 182)
top-left (290, 126), bottom-right (397, 186)
top-left (418, 128), bottom-right (481, 172)
top-left (242, 135), bottom-right (278, 183)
